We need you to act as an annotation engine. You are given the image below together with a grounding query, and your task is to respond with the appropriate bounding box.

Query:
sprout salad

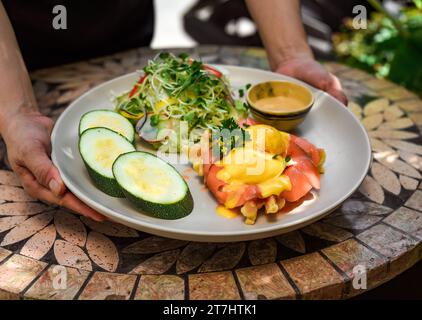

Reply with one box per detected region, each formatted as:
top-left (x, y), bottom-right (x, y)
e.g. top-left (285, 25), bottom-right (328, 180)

top-left (114, 52), bottom-right (249, 145)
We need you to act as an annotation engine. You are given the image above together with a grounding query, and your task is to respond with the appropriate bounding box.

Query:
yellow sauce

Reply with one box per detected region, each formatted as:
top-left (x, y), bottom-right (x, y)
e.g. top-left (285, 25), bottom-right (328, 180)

top-left (246, 124), bottom-right (289, 155)
top-left (254, 96), bottom-right (306, 113)
top-left (216, 206), bottom-right (238, 219)
top-left (258, 174), bottom-right (291, 198)
top-left (216, 148), bottom-right (285, 185)
top-left (210, 124), bottom-right (297, 222)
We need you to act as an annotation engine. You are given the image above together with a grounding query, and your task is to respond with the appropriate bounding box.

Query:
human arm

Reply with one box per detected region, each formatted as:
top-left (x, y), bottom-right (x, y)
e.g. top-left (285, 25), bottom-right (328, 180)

top-left (0, 2), bottom-right (104, 221)
top-left (245, 0), bottom-right (347, 104)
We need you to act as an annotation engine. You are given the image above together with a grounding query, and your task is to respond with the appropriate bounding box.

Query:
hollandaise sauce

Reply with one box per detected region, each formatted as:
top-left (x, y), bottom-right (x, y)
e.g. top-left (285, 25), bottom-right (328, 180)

top-left (216, 206), bottom-right (239, 219)
top-left (254, 96), bottom-right (306, 113)
top-left (214, 145), bottom-right (291, 209)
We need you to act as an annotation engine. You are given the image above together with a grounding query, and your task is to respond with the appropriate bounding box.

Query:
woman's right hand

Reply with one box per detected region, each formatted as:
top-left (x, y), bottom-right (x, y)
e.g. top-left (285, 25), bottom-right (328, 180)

top-left (1, 111), bottom-right (105, 221)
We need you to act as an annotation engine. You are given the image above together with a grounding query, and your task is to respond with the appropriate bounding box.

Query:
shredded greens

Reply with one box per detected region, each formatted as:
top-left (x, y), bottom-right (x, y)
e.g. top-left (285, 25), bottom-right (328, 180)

top-left (115, 53), bottom-right (248, 142)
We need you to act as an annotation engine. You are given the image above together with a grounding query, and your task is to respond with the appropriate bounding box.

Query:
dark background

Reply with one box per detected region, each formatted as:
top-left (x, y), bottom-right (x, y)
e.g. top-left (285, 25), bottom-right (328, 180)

top-left (352, 260), bottom-right (421, 299)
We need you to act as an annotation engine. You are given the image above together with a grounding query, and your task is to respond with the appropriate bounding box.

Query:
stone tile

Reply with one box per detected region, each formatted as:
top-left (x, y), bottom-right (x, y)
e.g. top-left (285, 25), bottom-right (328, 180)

top-left (357, 224), bottom-right (420, 276)
top-left (395, 99), bottom-right (422, 113)
top-left (245, 47), bottom-right (267, 58)
top-left (357, 224), bottom-right (418, 258)
top-left (78, 272), bottom-right (137, 300)
top-left (189, 272), bottom-right (240, 300)
top-left (400, 175), bottom-right (418, 190)
top-left (280, 252), bottom-right (344, 299)
top-left (409, 112), bottom-right (422, 125)
top-left (340, 69), bottom-right (371, 81)
top-left (323, 62), bottom-right (350, 74)
top-left (384, 207), bottom-right (422, 240)
top-left (322, 239), bottom-right (387, 297)
top-left (0, 254), bottom-right (47, 294)
top-left (380, 87), bottom-right (418, 101)
top-left (324, 214), bottom-right (383, 231)
top-left (0, 247), bottom-right (11, 262)
top-left (301, 222), bottom-right (353, 242)
top-left (389, 244), bottom-right (421, 278)
top-left (236, 263), bottom-right (296, 300)
top-left (0, 289), bottom-right (20, 300)
top-left (405, 190), bottom-right (422, 212)
top-left (134, 275), bottom-right (184, 300)
top-left (363, 78), bottom-right (395, 91)
top-left (25, 265), bottom-right (90, 300)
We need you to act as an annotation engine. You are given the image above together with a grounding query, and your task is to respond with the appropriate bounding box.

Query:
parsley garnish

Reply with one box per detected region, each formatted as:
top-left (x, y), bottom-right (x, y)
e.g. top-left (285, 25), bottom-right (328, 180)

top-left (150, 114), bottom-right (160, 127)
top-left (212, 118), bottom-right (250, 157)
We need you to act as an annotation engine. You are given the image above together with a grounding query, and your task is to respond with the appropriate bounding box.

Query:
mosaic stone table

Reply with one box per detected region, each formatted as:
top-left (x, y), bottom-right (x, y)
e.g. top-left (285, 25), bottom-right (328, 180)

top-left (0, 46), bottom-right (421, 300)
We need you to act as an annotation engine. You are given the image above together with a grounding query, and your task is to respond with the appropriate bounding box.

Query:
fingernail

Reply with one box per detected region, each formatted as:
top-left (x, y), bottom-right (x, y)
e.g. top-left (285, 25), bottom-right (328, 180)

top-left (49, 179), bottom-right (61, 196)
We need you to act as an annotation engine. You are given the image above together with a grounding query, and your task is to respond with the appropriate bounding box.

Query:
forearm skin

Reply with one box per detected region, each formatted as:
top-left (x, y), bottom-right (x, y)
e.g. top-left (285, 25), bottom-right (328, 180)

top-left (245, 0), bottom-right (314, 70)
top-left (0, 1), bottom-right (38, 135)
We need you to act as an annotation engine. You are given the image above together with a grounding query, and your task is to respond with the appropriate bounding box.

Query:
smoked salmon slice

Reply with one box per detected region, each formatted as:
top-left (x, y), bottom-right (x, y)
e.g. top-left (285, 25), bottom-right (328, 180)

top-left (291, 156), bottom-right (320, 190)
top-left (281, 166), bottom-right (313, 202)
top-left (205, 165), bottom-right (228, 204)
top-left (287, 138), bottom-right (308, 158)
top-left (205, 165), bottom-right (260, 208)
top-left (289, 135), bottom-right (321, 167)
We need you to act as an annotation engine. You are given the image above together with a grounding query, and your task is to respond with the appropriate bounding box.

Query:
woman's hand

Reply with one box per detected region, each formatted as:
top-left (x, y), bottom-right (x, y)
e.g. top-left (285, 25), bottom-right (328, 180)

top-left (1, 112), bottom-right (105, 221)
top-left (275, 58), bottom-right (348, 105)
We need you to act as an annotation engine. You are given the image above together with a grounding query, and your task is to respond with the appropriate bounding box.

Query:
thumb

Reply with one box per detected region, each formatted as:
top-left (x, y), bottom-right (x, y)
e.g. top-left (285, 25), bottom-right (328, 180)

top-left (324, 74), bottom-right (348, 105)
top-left (24, 145), bottom-right (66, 197)
top-left (327, 88), bottom-right (348, 105)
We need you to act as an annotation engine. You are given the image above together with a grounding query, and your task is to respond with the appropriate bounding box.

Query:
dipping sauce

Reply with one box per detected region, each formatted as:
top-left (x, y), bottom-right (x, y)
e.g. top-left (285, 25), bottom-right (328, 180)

top-left (254, 96), bottom-right (306, 114)
top-left (247, 81), bottom-right (313, 116)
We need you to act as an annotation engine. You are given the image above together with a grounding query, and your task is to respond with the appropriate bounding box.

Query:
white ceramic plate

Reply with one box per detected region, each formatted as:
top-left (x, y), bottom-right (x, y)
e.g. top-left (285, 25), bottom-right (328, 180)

top-left (51, 65), bottom-right (371, 242)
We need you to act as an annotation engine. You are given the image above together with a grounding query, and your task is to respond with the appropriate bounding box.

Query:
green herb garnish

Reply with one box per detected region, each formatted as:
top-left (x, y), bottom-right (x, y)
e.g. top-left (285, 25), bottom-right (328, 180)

top-left (212, 118), bottom-right (250, 157)
top-left (150, 114), bottom-right (160, 127)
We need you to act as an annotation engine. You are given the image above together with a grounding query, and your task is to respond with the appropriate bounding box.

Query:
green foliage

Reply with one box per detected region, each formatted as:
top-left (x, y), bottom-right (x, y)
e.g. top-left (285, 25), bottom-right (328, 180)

top-left (333, 1), bottom-right (422, 95)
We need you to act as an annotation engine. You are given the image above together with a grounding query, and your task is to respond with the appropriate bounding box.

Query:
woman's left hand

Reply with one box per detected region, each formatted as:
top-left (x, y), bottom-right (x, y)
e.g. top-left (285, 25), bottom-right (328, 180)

top-left (275, 58), bottom-right (348, 105)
